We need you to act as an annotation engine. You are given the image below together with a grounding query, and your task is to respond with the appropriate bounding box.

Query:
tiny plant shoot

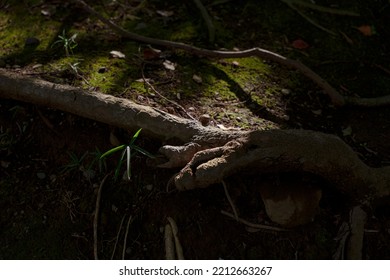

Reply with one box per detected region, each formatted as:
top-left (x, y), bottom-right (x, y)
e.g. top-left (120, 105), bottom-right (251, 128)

top-left (52, 29), bottom-right (78, 56)
top-left (100, 128), bottom-right (154, 181)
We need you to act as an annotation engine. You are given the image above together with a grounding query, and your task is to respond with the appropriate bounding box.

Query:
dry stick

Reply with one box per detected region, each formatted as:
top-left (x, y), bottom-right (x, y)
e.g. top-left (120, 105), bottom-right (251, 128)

top-left (73, 0), bottom-right (390, 107)
top-left (281, 0), bottom-right (360, 16)
top-left (221, 210), bottom-right (289, 232)
top-left (122, 215), bottom-right (133, 260)
top-left (110, 214), bottom-right (127, 260)
top-left (164, 224), bottom-right (175, 260)
top-left (141, 65), bottom-right (196, 121)
top-left (283, 0), bottom-right (336, 35)
top-left (72, 0), bottom-right (344, 106)
top-left (193, 0), bottom-right (215, 43)
top-left (94, 174), bottom-right (110, 260)
top-left (346, 205), bottom-right (367, 259)
top-left (167, 217), bottom-right (184, 260)
top-left (222, 180), bottom-right (239, 221)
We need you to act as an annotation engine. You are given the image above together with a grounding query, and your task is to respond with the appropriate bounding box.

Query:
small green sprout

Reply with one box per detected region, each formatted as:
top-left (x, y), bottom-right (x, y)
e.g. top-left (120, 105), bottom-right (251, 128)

top-left (52, 30), bottom-right (78, 56)
top-left (61, 151), bottom-right (88, 174)
top-left (100, 128), bottom-right (154, 181)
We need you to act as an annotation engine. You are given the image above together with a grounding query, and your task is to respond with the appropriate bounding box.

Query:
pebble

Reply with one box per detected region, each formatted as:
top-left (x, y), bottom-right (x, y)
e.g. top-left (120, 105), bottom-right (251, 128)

top-left (25, 37), bottom-right (40, 47)
top-left (199, 114), bottom-right (211, 126)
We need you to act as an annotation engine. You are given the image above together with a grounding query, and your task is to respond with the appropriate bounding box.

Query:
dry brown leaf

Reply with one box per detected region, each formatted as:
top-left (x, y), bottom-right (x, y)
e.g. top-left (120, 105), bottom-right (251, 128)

top-left (355, 25), bottom-right (374, 36)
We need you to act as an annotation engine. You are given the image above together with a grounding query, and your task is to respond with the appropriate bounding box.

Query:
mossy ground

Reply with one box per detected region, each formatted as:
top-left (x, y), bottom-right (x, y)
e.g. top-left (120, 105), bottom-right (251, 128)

top-left (1, 0), bottom-right (390, 259)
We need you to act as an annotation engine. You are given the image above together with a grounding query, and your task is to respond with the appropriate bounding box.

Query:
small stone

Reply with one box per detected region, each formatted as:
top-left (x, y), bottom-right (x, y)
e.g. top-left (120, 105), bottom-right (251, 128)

top-left (25, 37), bottom-right (40, 47)
top-left (199, 114), bottom-right (211, 126)
top-left (32, 64), bottom-right (43, 69)
top-left (98, 67), bottom-right (107, 73)
top-left (144, 184), bottom-right (153, 191)
top-left (192, 74), bottom-right (202, 84)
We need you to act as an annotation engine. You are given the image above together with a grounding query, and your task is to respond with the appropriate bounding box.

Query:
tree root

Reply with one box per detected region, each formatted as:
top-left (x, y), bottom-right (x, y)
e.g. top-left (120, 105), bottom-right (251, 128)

top-left (1, 68), bottom-right (389, 206)
top-left (169, 129), bottom-right (390, 205)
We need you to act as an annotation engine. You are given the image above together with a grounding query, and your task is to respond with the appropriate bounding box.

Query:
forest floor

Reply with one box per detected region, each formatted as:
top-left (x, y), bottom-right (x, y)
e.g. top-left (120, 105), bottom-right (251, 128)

top-left (1, 0), bottom-right (390, 259)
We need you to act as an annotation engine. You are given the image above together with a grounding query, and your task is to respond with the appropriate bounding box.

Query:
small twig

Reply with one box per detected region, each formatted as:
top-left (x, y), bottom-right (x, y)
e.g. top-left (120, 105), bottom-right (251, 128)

top-left (282, 0), bottom-right (336, 35)
top-left (167, 217), bottom-right (184, 260)
top-left (282, 0), bottom-right (360, 16)
top-left (122, 215), bottom-right (133, 260)
top-left (346, 205), bottom-right (367, 259)
top-left (373, 63), bottom-right (390, 77)
top-left (193, 0), bottom-right (215, 43)
top-left (36, 107), bottom-right (61, 136)
top-left (164, 224), bottom-right (175, 260)
top-left (110, 213), bottom-right (127, 260)
top-left (94, 174), bottom-right (110, 260)
top-left (141, 65), bottom-right (196, 120)
top-left (222, 180), bottom-right (239, 221)
top-left (221, 210), bottom-right (289, 232)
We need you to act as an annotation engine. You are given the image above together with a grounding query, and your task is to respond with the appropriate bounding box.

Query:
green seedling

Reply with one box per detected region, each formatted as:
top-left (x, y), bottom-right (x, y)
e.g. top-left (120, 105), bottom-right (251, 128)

top-left (61, 151), bottom-right (88, 174)
top-left (100, 128), bottom-right (154, 181)
top-left (52, 29), bottom-right (78, 56)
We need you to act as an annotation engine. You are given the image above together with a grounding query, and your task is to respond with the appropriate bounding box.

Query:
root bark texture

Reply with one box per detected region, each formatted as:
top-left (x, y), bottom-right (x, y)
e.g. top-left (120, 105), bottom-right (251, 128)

top-left (1, 69), bottom-right (389, 206)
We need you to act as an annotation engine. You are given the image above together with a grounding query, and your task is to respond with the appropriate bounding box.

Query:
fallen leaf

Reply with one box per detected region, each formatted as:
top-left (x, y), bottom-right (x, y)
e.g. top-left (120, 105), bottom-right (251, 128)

top-left (192, 74), bottom-right (202, 84)
top-left (163, 60), bottom-right (176, 71)
top-left (143, 47), bottom-right (161, 60)
top-left (311, 109), bottom-right (322, 115)
top-left (110, 50), bottom-right (126, 59)
top-left (342, 126), bottom-right (353, 136)
top-left (156, 10), bottom-right (174, 17)
top-left (135, 78), bottom-right (151, 83)
top-left (355, 25), bottom-right (375, 36)
top-left (292, 39), bottom-right (309, 49)
top-left (232, 61), bottom-right (240, 67)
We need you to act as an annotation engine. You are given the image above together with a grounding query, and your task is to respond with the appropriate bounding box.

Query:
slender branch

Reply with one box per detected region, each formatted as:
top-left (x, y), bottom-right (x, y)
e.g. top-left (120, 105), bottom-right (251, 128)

top-left (141, 64), bottom-right (196, 121)
top-left (283, 0), bottom-right (337, 35)
top-left (94, 174), bottom-right (109, 260)
top-left (193, 0), bottom-right (215, 43)
top-left (122, 215), bottom-right (133, 260)
top-left (281, 0), bottom-right (360, 16)
top-left (221, 210), bottom-right (289, 232)
top-left (167, 217), bottom-right (184, 260)
top-left (110, 214), bottom-right (127, 260)
top-left (222, 180), bottom-right (239, 220)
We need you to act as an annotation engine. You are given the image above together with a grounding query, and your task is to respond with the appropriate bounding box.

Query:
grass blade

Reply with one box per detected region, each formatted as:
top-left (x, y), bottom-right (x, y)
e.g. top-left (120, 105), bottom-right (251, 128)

top-left (132, 145), bottom-right (155, 158)
top-left (114, 149), bottom-right (127, 181)
top-left (100, 145), bottom-right (125, 159)
top-left (129, 128), bottom-right (142, 146)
